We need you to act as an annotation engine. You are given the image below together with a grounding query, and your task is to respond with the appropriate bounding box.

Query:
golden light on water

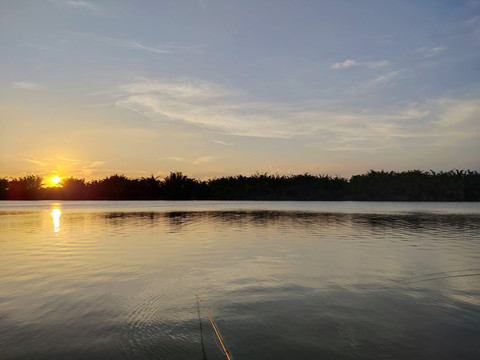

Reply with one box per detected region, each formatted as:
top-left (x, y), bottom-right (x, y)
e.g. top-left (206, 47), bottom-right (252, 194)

top-left (51, 208), bottom-right (61, 232)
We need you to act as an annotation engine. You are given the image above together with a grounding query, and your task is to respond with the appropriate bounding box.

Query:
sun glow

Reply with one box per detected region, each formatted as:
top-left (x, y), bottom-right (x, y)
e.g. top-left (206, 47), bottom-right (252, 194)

top-left (46, 175), bottom-right (62, 187)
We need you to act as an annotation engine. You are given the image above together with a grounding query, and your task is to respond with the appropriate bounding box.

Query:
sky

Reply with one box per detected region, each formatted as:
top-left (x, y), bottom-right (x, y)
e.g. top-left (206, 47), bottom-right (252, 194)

top-left (1, 0), bottom-right (479, 180)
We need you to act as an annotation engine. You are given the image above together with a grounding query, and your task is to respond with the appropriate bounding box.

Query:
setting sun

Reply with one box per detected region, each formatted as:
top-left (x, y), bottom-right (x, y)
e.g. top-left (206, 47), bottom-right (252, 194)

top-left (45, 175), bottom-right (63, 187)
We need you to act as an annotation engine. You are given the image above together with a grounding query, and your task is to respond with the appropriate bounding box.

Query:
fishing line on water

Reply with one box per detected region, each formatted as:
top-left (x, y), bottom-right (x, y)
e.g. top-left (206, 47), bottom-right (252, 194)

top-left (197, 297), bottom-right (208, 360)
top-left (196, 294), bottom-right (233, 360)
top-left (391, 268), bottom-right (480, 285)
top-left (345, 267), bottom-right (480, 293)
top-left (393, 273), bottom-right (480, 286)
top-left (364, 268), bottom-right (480, 292)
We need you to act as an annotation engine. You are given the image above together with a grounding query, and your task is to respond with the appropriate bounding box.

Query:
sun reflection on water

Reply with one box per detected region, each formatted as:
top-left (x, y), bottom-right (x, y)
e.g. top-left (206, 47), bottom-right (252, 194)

top-left (51, 208), bottom-right (61, 232)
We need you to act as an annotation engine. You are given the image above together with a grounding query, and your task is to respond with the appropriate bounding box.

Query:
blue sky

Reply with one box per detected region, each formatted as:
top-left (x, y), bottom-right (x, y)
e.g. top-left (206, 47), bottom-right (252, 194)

top-left (1, 0), bottom-right (479, 179)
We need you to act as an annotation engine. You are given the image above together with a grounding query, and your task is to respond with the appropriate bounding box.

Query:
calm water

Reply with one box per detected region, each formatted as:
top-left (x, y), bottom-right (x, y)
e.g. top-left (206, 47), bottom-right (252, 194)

top-left (1, 201), bottom-right (480, 359)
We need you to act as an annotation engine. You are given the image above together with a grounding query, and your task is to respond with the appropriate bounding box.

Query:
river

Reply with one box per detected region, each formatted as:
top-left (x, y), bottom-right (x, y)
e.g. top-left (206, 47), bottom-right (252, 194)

top-left (1, 201), bottom-right (479, 359)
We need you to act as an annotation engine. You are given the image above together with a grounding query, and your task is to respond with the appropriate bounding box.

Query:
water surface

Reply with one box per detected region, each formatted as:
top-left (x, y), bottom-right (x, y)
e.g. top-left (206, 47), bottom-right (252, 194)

top-left (1, 201), bottom-right (480, 359)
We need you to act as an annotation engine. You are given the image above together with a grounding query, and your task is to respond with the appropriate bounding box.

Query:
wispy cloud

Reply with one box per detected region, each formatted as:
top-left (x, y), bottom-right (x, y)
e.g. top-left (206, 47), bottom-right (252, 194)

top-left (23, 157), bottom-right (47, 167)
top-left (71, 160), bottom-right (107, 177)
top-left (48, 0), bottom-right (102, 14)
top-left (24, 43), bottom-right (58, 51)
top-left (73, 32), bottom-right (203, 55)
top-left (331, 59), bottom-right (389, 69)
top-left (13, 82), bottom-right (41, 90)
top-left (20, 156), bottom-right (106, 177)
top-left (68, 1), bottom-right (99, 11)
top-left (58, 156), bottom-right (81, 163)
top-left (366, 60), bottom-right (390, 68)
top-left (363, 70), bottom-right (401, 88)
top-left (89, 161), bottom-right (106, 167)
top-left (114, 78), bottom-right (372, 140)
top-left (331, 59), bottom-right (358, 69)
top-left (346, 70), bottom-right (402, 94)
top-left (213, 140), bottom-right (233, 146)
top-left (159, 157), bottom-right (185, 162)
top-left (118, 78), bottom-right (228, 98)
top-left (193, 156), bottom-right (214, 165)
top-left (463, 16), bottom-right (480, 28)
top-left (415, 46), bottom-right (448, 58)
top-left (434, 98), bottom-right (479, 127)
top-left (23, 40), bottom-right (70, 54)
top-left (158, 156), bottom-right (214, 165)
top-left (427, 98), bottom-right (480, 147)
top-left (56, 157), bottom-right (105, 169)
top-left (115, 78), bottom-right (295, 138)
top-left (129, 41), bottom-right (171, 54)
top-left (110, 77), bottom-right (479, 153)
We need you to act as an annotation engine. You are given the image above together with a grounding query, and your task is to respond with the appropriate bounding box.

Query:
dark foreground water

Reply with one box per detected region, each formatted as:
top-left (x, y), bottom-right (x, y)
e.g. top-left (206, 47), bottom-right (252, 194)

top-left (1, 201), bottom-right (480, 360)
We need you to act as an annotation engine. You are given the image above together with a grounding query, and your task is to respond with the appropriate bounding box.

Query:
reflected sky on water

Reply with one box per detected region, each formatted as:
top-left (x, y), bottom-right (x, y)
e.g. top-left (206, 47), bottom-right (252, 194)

top-left (0, 201), bottom-right (479, 359)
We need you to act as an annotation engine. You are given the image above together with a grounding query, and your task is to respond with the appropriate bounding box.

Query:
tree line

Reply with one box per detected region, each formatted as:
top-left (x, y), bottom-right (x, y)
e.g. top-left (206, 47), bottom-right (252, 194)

top-left (1, 170), bottom-right (479, 201)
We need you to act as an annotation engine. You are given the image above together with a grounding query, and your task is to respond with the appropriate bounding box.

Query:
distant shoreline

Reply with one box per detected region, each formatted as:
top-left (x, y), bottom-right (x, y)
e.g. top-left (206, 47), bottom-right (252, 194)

top-left (2, 169), bottom-right (479, 202)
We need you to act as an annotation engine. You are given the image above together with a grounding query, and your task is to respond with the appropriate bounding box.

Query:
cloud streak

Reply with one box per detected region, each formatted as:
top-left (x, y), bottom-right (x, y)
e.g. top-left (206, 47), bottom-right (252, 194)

top-left (158, 156), bottom-right (215, 165)
top-left (67, 1), bottom-right (99, 11)
top-left (48, 0), bottom-right (103, 15)
top-left (193, 156), bottom-right (214, 165)
top-left (357, 70), bottom-right (402, 91)
top-left (13, 82), bottom-right (41, 90)
top-left (111, 77), bottom-right (479, 152)
top-left (73, 32), bottom-right (203, 55)
top-left (213, 140), bottom-right (233, 146)
top-left (331, 59), bottom-right (389, 69)
top-left (415, 46), bottom-right (448, 58)
top-left (20, 156), bottom-right (106, 177)
top-left (331, 59), bottom-right (358, 69)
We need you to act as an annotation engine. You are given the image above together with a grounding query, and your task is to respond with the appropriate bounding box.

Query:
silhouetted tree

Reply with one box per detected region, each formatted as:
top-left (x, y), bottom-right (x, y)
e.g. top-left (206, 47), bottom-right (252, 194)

top-left (161, 172), bottom-right (199, 199)
top-left (0, 178), bottom-right (8, 200)
top-left (464, 170), bottom-right (480, 201)
top-left (137, 175), bottom-right (161, 200)
top-left (61, 177), bottom-right (87, 200)
top-left (2, 169), bottom-right (479, 201)
top-left (89, 174), bottom-right (137, 200)
top-left (8, 175), bottom-right (43, 200)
